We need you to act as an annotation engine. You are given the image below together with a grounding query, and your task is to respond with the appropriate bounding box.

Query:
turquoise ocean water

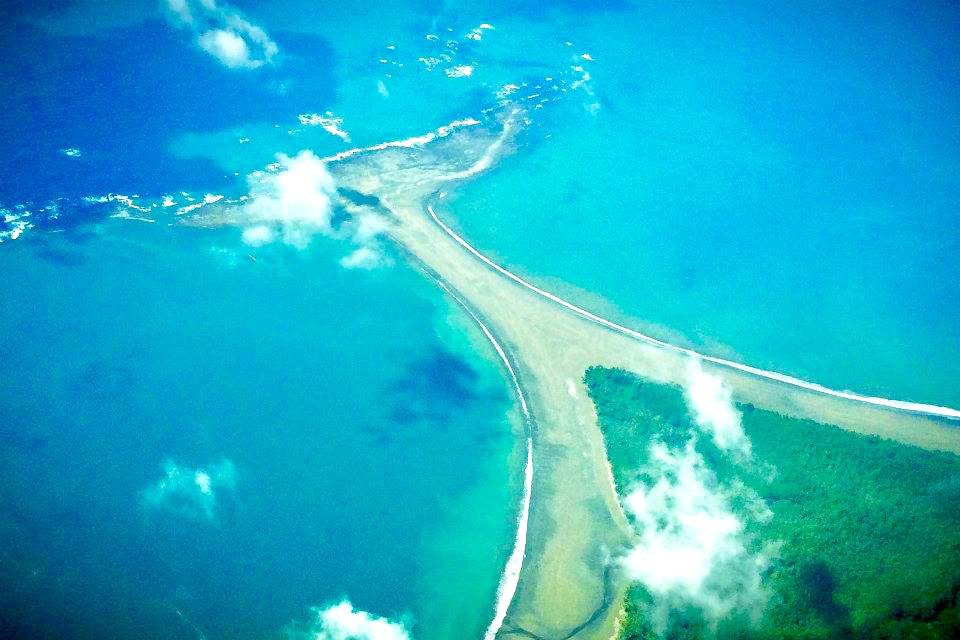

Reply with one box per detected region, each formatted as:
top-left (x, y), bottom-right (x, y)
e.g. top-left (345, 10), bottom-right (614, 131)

top-left (444, 0), bottom-right (960, 408)
top-left (1, 0), bottom-right (959, 638)
top-left (0, 224), bottom-right (520, 639)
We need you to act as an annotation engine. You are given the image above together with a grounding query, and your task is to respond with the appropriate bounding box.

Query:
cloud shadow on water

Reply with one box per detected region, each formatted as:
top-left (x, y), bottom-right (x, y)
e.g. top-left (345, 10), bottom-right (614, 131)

top-left (375, 347), bottom-right (507, 451)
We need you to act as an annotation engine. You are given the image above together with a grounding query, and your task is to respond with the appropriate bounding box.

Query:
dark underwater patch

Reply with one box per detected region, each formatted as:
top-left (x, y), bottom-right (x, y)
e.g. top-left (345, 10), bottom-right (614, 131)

top-left (382, 347), bottom-right (506, 445)
top-left (70, 361), bottom-right (137, 401)
top-left (30, 199), bottom-right (113, 238)
top-left (18, 198), bottom-right (117, 262)
top-left (392, 347), bottom-right (481, 403)
top-left (32, 242), bottom-right (85, 266)
top-left (338, 188), bottom-right (382, 209)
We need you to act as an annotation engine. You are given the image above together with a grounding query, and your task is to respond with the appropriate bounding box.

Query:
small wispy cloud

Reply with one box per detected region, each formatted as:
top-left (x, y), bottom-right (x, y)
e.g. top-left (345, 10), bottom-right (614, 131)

top-left (339, 245), bottom-right (382, 269)
top-left (283, 600), bottom-right (411, 640)
top-left (163, 0), bottom-right (278, 69)
top-left (685, 359), bottom-right (752, 461)
top-left (232, 150), bottom-right (389, 267)
top-left (621, 440), bottom-right (775, 632)
top-left (339, 213), bottom-right (389, 269)
top-left (142, 457), bottom-right (238, 522)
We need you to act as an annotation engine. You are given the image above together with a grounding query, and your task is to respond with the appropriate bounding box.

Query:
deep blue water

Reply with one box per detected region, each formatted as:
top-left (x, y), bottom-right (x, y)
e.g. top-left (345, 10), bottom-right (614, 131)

top-left (0, 19), bottom-right (340, 202)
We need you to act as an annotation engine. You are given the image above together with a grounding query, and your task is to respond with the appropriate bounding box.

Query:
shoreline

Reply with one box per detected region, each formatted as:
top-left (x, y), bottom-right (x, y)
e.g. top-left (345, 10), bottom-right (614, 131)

top-left (424, 200), bottom-right (960, 423)
top-left (430, 276), bottom-right (535, 640)
top-left (328, 108), bottom-right (960, 638)
top-left (319, 111), bottom-right (960, 422)
top-left (188, 106), bottom-right (960, 637)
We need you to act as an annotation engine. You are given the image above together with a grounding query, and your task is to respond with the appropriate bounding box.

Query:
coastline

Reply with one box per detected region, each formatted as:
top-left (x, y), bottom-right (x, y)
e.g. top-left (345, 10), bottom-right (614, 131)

top-left (187, 108), bottom-right (960, 637)
top-left (425, 203), bottom-right (960, 423)
top-left (431, 276), bottom-right (535, 640)
top-left (327, 119), bottom-right (648, 637)
top-left (329, 110), bottom-right (960, 638)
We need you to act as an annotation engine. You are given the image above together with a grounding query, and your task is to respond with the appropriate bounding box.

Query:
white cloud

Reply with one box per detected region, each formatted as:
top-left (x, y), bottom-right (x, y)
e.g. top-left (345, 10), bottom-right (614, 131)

top-left (618, 359), bottom-right (778, 632)
top-left (283, 600), bottom-right (411, 640)
top-left (197, 28), bottom-right (252, 68)
top-left (142, 458), bottom-right (238, 522)
top-left (231, 151), bottom-right (389, 265)
top-left (236, 150), bottom-right (338, 249)
top-left (299, 113), bottom-right (351, 142)
top-left (621, 440), bottom-right (774, 632)
top-left (685, 358), bottom-right (752, 460)
top-left (164, 0), bottom-right (278, 69)
top-left (240, 224), bottom-right (276, 246)
top-left (165, 0), bottom-right (193, 24)
top-left (340, 246), bottom-right (383, 270)
top-left (351, 210), bottom-right (388, 243)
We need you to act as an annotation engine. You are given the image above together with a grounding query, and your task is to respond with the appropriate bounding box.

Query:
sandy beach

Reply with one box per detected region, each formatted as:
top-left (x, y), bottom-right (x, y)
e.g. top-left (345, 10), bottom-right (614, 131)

top-left (329, 112), bottom-right (960, 639)
top-left (189, 110), bottom-right (960, 638)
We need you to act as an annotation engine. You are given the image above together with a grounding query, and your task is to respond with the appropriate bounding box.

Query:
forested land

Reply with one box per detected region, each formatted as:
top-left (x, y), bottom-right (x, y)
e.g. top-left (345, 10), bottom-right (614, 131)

top-left (585, 366), bottom-right (960, 639)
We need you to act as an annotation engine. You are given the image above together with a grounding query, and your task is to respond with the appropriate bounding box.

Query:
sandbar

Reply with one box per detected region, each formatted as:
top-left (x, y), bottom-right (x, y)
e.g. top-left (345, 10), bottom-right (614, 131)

top-left (187, 108), bottom-right (960, 639)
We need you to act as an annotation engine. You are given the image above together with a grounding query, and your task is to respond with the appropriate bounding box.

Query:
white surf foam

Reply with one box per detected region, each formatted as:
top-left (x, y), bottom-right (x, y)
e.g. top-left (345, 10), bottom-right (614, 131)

top-left (319, 118), bottom-right (482, 165)
top-left (427, 205), bottom-right (960, 421)
top-left (434, 279), bottom-right (533, 640)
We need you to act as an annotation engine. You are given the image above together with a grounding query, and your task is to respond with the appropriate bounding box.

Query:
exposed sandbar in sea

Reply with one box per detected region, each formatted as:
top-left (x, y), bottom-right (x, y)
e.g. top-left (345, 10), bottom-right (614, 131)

top-left (185, 108), bottom-right (960, 639)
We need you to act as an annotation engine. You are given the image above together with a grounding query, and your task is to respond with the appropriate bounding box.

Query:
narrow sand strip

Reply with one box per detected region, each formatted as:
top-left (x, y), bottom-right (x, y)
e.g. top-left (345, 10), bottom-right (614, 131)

top-left (433, 279), bottom-right (534, 640)
top-left (426, 204), bottom-right (960, 422)
top-left (192, 107), bottom-right (960, 639)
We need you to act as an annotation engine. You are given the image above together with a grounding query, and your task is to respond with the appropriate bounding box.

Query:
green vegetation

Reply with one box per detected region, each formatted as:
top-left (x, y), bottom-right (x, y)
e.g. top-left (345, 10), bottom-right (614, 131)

top-left (585, 366), bottom-right (960, 639)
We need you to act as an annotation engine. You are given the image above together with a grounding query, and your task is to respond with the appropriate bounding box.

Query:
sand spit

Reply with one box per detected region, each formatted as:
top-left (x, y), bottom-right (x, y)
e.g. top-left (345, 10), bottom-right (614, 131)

top-left (242, 112), bottom-right (634, 638)
top-left (187, 107), bottom-right (960, 639)
top-left (433, 278), bottom-right (534, 640)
